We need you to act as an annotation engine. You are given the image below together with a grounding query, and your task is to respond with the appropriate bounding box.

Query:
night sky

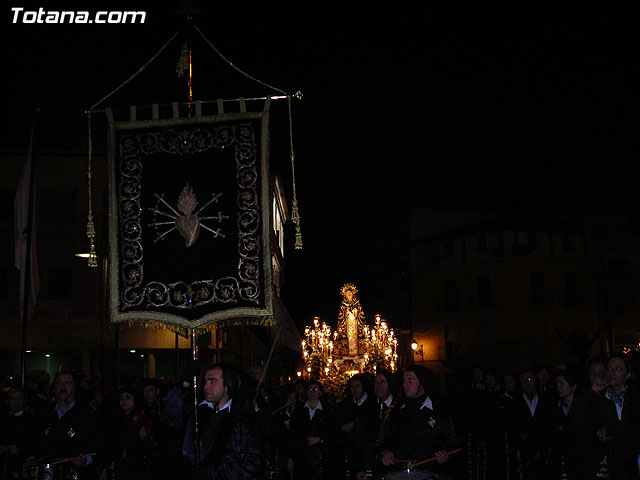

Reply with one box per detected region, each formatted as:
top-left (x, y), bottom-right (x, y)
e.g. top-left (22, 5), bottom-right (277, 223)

top-left (3, 4), bottom-right (639, 328)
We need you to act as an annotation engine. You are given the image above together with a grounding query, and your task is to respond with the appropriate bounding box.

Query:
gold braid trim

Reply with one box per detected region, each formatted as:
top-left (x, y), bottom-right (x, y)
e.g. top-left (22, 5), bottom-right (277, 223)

top-left (118, 317), bottom-right (276, 338)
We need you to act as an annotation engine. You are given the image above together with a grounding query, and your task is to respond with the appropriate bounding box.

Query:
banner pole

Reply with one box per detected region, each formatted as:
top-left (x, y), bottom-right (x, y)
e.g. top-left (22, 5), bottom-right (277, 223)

top-left (191, 327), bottom-right (200, 473)
top-left (19, 108), bottom-right (39, 388)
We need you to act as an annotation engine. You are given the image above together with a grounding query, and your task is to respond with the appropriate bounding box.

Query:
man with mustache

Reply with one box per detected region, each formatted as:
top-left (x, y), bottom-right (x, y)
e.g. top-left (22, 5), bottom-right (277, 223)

top-left (45, 371), bottom-right (104, 479)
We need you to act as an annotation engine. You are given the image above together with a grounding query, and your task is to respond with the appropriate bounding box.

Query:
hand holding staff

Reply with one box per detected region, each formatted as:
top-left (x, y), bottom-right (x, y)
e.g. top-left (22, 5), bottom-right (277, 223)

top-left (395, 447), bottom-right (462, 468)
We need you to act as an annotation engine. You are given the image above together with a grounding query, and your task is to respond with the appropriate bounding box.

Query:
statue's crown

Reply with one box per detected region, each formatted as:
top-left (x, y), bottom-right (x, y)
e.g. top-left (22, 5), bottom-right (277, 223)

top-left (340, 283), bottom-right (358, 297)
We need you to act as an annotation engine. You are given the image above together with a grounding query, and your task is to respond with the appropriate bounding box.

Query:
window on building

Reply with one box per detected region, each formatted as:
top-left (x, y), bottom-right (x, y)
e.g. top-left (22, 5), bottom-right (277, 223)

top-left (606, 257), bottom-right (630, 271)
top-left (565, 273), bottom-right (580, 306)
top-left (38, 190), bottom-right (76, 237)
top-left (444, 240), bottom-right (454, 258)
top-left (530, 272), bottom-right (545, 305)
top-left (476, 274), bottom-right (492, 307)
top-left (443, 278), bottom-right (458, 311)
top-left (605, 285), bottom-right (634, 313)
top-left (477, 236), bottom-right (487, 253)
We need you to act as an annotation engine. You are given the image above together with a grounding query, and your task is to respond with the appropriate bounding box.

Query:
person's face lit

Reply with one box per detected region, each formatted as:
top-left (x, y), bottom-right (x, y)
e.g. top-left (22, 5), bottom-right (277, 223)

top-left (6, 389), bottom-right (25, 414)
top-left (555, 375), bottom-right (575, 400)
top-left (54, 374), bottom-right (76, 404)
top-left (503, 374), bottom-right (516, 392)
top-left (520, 372), bottom-right (536, 395)
top-left (349, 380), bottom-right (364, 400)
top-left (375, 374), bottom-right (390, 400)
top-left (306, 384), bottom-right (321, 400)
top-left (607, 357), bottom-right (630, 389)
top-left (589, 362), bottom-right (608, 392)
top-left (403, 371), bottom-right (424, 399)
top-left (203, 367), bottom-right (227, 405)
top-left (143, 385), bottom-right (159, 405)
top-left (536, 368), bottom-right (549, 385)
top-left (485, 374), bottom-right (498, 390)
top-left (119, 392), bottom-right (135, 414)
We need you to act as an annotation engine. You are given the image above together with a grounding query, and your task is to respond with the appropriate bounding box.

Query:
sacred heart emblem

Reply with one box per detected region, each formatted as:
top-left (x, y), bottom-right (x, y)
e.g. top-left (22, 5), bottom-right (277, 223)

top-left (175, 184), bottom-right (201, 247)
top-left (149, 183), bottom-right (227, 246)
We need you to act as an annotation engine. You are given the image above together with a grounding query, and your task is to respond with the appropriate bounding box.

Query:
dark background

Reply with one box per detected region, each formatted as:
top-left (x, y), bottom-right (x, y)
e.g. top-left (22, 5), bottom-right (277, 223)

top-left (3, 3), bottom-right (639, 328)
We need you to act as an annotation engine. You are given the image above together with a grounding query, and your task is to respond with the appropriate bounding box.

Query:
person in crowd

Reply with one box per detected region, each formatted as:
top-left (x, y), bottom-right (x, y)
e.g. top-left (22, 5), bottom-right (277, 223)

top-left (293, 379), bottom-right (307, 409)
top-left (535, 365), bottom-right (552, 395)
top-left (105, 385), bottom-right (154, 479)
top-left (510, 367), bottom-right (551, 479)
top-left (502, 370), bottom-right (519, 402)
top-left (478, 368), bottom-right (506, 478)
top-left (44, 370), bottom-right (104, 479)
top-left (0, 386), bottom-right (43, 478)
top-left (139, 377), bottom-right (185, 479)
top-left (596, 353), bottom-right (639, 480)
top-left (365, 370), bottom-right (399, 479)
top-left (374, 370), bottom-right (396, 415)
top-left (498, 370), bottom-right (520, 478)
top-left (380, 365), bottom-right (458, 478)
top-left (459, 364), bottom-right (488, 475)
top-left (548, 368), bottom-right (580, 479)
top-left (569, 357), bottom-right (611, 479)
top-left (183, 363), bottom-right (264, 479)
top-left (271, 386), bottom-right (298, 479)
top-left (338, 373), bottom-right (378, 479)
top-left (288, 379), bottom-right (340, 479)
top-left (23, 375), bottom-right (51, 425)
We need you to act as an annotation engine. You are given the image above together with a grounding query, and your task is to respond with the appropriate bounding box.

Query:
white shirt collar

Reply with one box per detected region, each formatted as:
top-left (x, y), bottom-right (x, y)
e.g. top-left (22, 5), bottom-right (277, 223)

top-left (523, 392), bottom-right (538, 416)
top-left (420, 395), bottom-right (433, 410)
top-left (304, 400), bottom-right (323, 411)
top-left (304, 400), bottom-right (323, 420)
top-left (380, 394), bottom-right (393, 408)
top-left (354, 392), bottom-right (368, 406)
top-left (218, 399), bottom-right (232, 412)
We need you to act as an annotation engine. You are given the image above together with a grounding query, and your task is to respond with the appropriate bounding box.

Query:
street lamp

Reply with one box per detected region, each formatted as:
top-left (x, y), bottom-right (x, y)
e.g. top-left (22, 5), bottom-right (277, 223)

top-left (411, 339), bottom-right (424, 361)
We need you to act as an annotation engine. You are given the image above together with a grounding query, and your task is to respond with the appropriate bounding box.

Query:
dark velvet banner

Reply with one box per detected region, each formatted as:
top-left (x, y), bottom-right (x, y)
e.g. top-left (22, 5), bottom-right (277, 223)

top-left (107, 112), bottom-right (273, 329)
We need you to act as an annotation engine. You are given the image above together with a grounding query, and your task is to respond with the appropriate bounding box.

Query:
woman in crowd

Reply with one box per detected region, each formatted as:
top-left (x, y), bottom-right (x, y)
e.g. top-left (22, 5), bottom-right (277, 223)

top-left (548, 368), bottom-right (579, 478)
top-left (105, 386), bottom-right (155, 479)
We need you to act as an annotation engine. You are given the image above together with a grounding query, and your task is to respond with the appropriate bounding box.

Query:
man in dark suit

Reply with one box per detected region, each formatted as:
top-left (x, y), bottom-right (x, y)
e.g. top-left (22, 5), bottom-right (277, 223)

top-left (509, 368), bottom-right (552, 479)
top-left (288, 379), bottom-right (340, 479)
top-left (44, 370), bottom-right (104, 479)
top-left (183, 363), bottom-right (264, 479)
top-left (339, 373), bottom-right (378, 480)
top-left (0, 386), bottom-right (43, 478)
top-left (380, 365), bottom-right (458, 478)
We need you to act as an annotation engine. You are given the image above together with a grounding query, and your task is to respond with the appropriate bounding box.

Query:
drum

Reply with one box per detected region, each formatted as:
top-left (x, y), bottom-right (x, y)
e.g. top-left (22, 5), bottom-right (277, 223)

top-left (384, 468), bottom-right (436, 479)
top-left (22, 463), bottom-right (67, 480)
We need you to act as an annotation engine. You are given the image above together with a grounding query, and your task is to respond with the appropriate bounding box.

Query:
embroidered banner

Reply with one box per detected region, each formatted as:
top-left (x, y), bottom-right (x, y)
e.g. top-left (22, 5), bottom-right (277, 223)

top-left (107, 112), bottom-right (273, 329)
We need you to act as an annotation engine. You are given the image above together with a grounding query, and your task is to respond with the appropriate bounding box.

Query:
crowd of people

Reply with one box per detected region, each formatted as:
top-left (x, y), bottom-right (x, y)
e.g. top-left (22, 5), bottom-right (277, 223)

top-left (0, 354), bottom-right (638, 480)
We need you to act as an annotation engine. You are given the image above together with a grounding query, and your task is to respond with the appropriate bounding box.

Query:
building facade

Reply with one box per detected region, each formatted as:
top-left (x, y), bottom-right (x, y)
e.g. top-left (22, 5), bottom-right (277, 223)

top-left (409, 206), bottom-right (640, 381)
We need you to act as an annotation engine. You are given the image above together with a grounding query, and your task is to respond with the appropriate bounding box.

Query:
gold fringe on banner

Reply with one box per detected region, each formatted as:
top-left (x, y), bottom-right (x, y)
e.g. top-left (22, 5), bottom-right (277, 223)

top-left (119, 317), bottom-right (277, 338)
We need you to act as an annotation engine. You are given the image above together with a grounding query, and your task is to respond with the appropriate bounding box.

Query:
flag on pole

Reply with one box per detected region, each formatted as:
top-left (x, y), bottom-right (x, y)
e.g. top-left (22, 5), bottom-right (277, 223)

top-left (14, 123), bottom-right (39, 321)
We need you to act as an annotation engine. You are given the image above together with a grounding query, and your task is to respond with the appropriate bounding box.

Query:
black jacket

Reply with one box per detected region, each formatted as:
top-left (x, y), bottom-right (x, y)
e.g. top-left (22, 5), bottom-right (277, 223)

top-left (183, 402), bottom-right (265, 480)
